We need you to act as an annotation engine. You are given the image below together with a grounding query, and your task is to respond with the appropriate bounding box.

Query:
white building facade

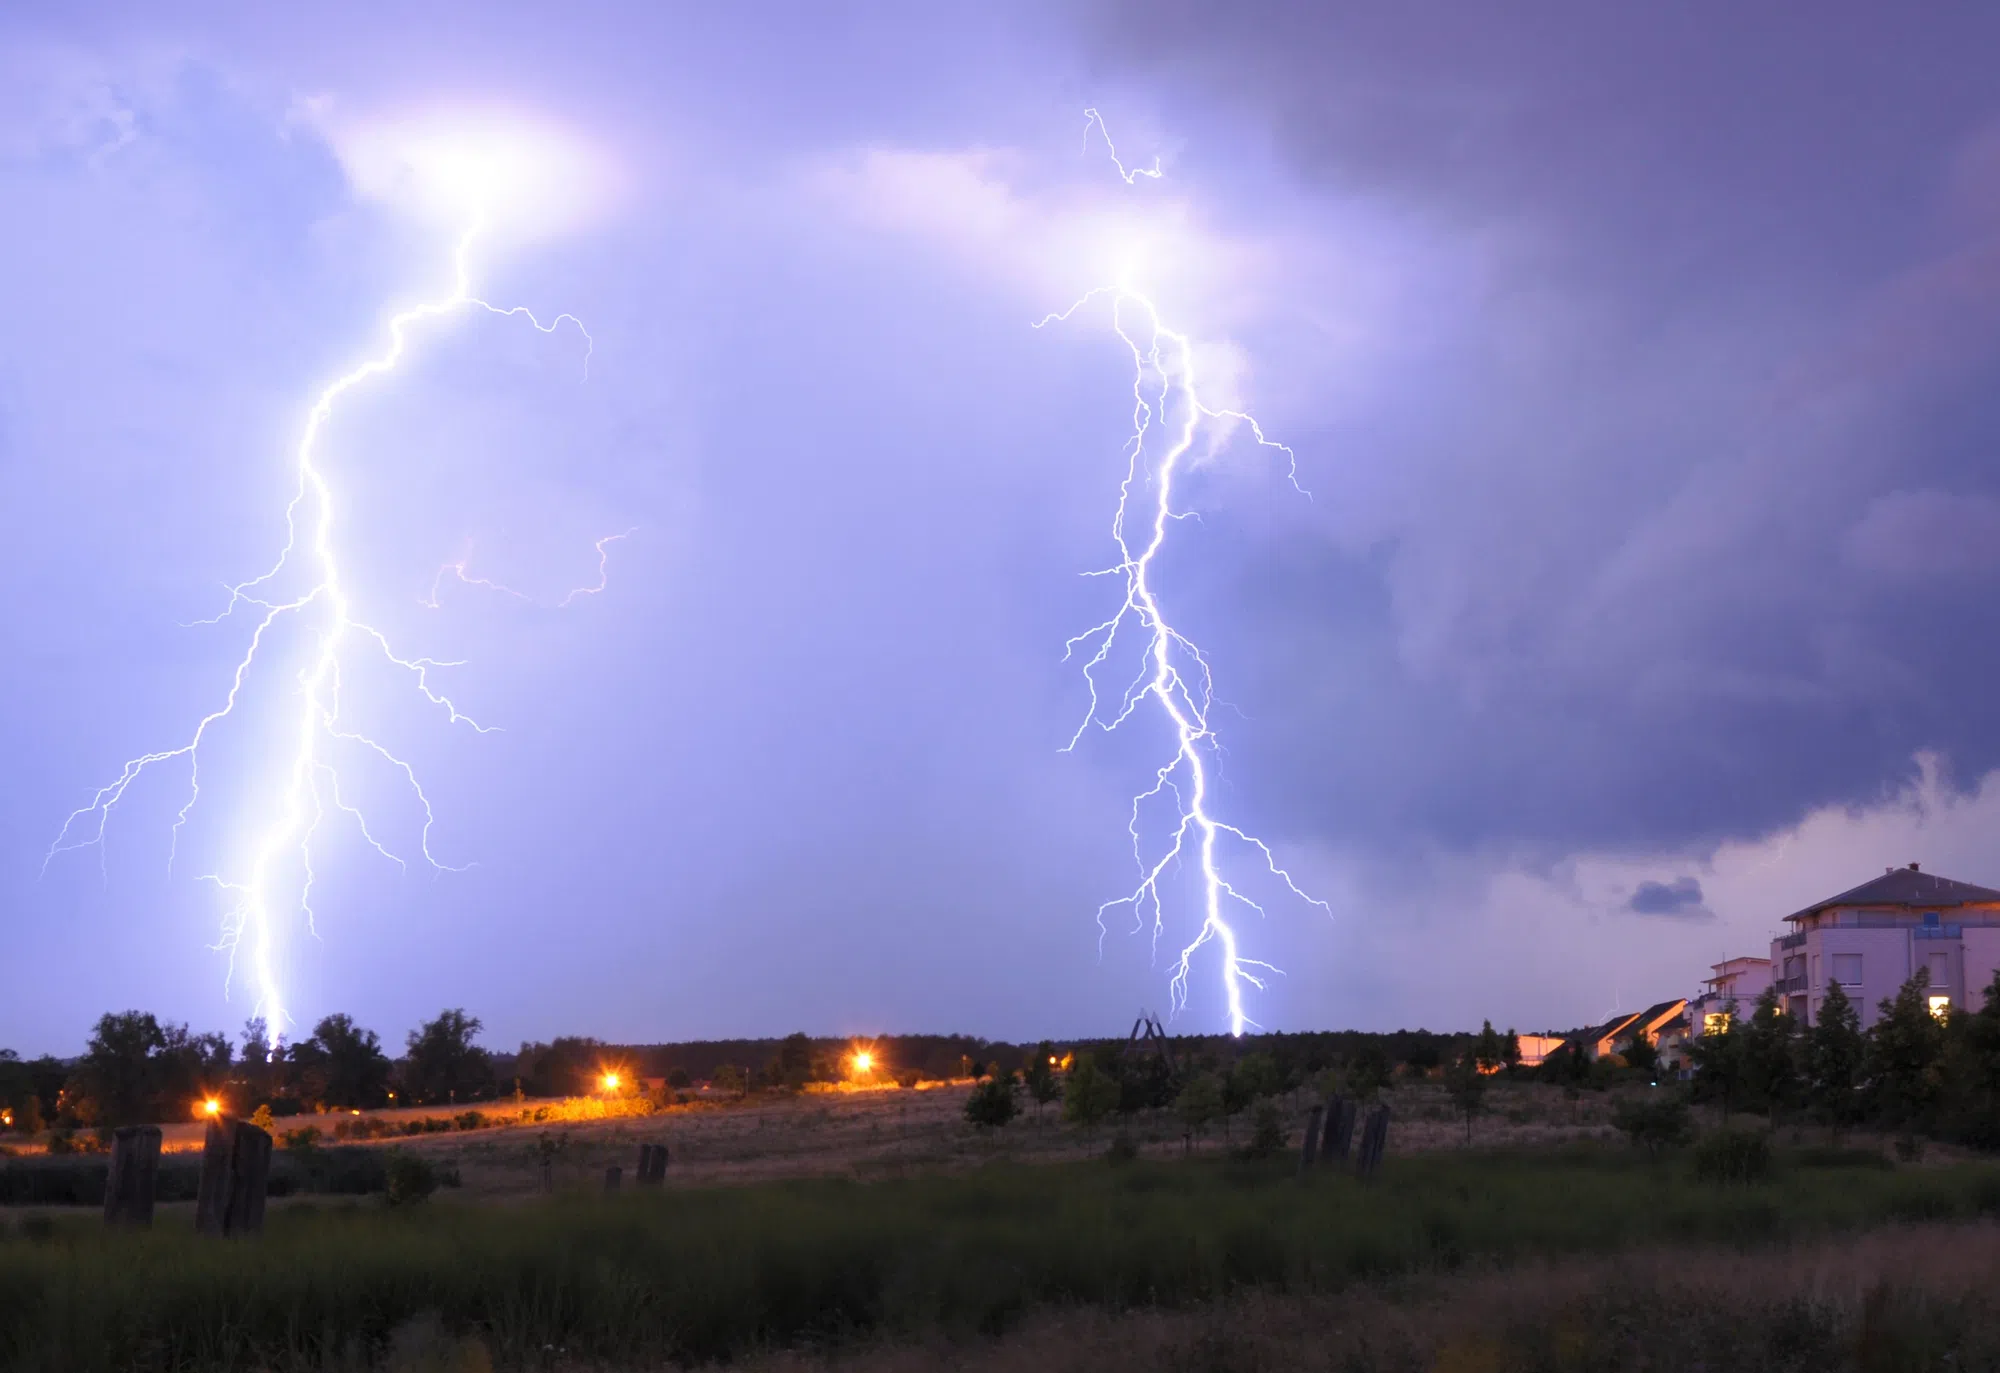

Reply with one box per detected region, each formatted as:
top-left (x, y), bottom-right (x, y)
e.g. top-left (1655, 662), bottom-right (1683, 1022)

top-left (1768, 865), bottom-right (2000, 1028)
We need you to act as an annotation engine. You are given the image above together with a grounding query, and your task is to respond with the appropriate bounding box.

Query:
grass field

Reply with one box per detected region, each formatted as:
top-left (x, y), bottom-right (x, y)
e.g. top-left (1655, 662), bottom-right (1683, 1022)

top-left (6, 1141), bottom-right (2000, 1371)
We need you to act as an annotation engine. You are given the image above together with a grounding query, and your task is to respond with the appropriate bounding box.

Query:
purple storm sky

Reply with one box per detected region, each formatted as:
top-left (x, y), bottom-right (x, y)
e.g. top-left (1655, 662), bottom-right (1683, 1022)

top-left (7, 4), bottom-right (2000, 1055)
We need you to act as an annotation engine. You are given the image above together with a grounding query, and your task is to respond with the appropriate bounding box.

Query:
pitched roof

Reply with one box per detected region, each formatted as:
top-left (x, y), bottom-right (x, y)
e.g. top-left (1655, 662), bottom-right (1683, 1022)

top-left (1785, 865), bottom-right (2000, 922)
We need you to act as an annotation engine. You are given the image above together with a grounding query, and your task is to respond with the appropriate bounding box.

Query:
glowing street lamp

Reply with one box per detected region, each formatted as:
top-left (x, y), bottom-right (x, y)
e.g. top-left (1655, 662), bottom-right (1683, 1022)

top-left (600, 1071), bottom-right (622, 1094)
top-left (851, 1051), bottom-right (874, 1075)
top-left (201, 1098), bottom-right (222, 1118)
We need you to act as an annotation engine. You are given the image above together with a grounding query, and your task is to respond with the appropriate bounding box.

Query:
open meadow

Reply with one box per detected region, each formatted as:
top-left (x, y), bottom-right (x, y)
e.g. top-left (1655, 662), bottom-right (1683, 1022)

top-left (8, 1080), bottom-right (2000, 1370)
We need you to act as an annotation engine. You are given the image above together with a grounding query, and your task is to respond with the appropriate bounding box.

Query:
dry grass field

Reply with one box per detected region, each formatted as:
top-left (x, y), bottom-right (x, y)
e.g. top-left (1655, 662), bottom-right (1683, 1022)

top-left (260, 1078), bottom-right (1659, 1199)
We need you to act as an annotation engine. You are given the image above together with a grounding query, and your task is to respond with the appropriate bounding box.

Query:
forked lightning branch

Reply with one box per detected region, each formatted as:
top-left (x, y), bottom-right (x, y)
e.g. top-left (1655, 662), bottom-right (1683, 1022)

top-left (44, 223), bottom-right (610, 1045)
top-left (1049, 112), bottom-right (1328, 1035)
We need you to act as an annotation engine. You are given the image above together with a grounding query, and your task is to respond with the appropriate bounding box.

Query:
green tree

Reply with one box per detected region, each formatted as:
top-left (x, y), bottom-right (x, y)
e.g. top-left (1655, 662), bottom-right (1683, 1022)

top-left (1948, 969), bottom-right (2000, 1148)
top-left (1345, 1045), bottom-right (1392, 1102)
top-left (1062, 1055), bottom-right (1120, 1132)
top-left (1174, 1071), bottom-right (1225, 1146)
top-left (1444, 1051), bottom-right (1487, 1145)
top-left (402, 1009), bottom-right (496, 1106)
top-left (711, 1064), bottom-right (748, 1096)
top-left (1473, 1020), bottom-right (1504, 1074)
top-left (1805, 980), bottom-right (1865, 1133)
top-left (1023, 1042), bottom-right (1061, 1119)
top-left (1689, 1002), bottom-right (1746, 1116)
top-left (964, 1072), bottom-right (1018, 1128)
top-left (774, 1032), bottom-right (814, 1091)
top-left (1739, 987), bottom-right (1799, 1116)
top-left (1501, 1028), bottom-right (1523, 1073)
top-left (1225, 1052), bottom-right (1281, 1115)
top-left (290, 1014), bottom-right (392, 1109)
top-left (514, 1036), bottom-right (606, 1098)
top-left (72, 1012), bottom-right (168, 1126)
top-left (1866, 970), bottom-right (1945, 1130)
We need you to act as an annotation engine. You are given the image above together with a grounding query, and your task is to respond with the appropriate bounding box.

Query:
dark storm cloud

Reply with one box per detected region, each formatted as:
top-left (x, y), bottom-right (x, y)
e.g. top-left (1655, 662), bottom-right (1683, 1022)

top-left (1073, 3), bottom-right (2000, 856)
top-left (1628, 876), bottom-right (1706, 919)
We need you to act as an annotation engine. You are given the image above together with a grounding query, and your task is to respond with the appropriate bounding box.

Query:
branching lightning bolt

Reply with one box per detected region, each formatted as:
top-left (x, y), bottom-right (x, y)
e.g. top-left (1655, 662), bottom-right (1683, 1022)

top-left (1045, 115), bottom-right (1326, 1036)
top-left (44, 220), bottom-right (605, 1045)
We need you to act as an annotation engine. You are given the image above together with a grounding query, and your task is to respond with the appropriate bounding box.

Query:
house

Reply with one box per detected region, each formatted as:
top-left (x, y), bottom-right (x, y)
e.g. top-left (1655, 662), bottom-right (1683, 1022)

top-left (1513, 1034), bottom-right (1567, 1068)
top-left (1571, 999), bottom-right (1689, 1062)
top-left (1686, 955), bottom-right (1773, 1038)
top-left (1769, 863), bottom-right (2000, 1028)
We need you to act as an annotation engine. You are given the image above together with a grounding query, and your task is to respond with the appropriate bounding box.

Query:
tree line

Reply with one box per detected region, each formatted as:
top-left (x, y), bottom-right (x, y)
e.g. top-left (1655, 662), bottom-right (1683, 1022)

top-left (0, 1008), bottom-right (509, 1131)
top-left (1679, 969), bottom-right (2000, 1147)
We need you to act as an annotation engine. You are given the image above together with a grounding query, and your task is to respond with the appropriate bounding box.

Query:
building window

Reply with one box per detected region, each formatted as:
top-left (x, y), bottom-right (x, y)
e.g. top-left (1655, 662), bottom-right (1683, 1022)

top-left (1928, 952), bottom-right (1950, 988)
top-left (1702, 1012), bottom-right (1732, 1036)
top-left (1929, 995), bottom-right (1952, 1022)
top-left (1811, 955), bottom-right (1819, 987)
top-left (1832, 954), bottom-right (1862, 987)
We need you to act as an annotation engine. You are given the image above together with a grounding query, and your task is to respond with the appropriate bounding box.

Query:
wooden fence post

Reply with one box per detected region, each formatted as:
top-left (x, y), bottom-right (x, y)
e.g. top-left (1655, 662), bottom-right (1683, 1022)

top-left (636, 1142), bottom-right (669, 1185)
top-left (1297, 1104), bottom-right (1324, 1174)
top-left (103, 1125), bottom-right (162, 1227)
top-left (195, 1118), bottom-right (272, 1236)
top-left (1356, 1105), bottom-right (1392, 1181)
top-left (1325, 1095), bottom-right (1358, 1167)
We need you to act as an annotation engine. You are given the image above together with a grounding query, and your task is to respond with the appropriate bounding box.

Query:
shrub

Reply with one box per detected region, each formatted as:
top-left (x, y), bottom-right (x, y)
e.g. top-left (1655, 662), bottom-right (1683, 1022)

top-left (383, 1151), bottom-right (439, 1207)
top-left (250, 1104), bottom-right (275, 1132)
top-left (1610, 1094), bottom-right (1695, 1157)
top-left (965, 1074), bottom-right (1019, 1129)
top-left (1693, 1127), bottom-right (1772, 1184)
top-left (1105, 1131), bottom-right (1139, 1164)
top-left (1241, 1101), bottom-right (1288, 1159)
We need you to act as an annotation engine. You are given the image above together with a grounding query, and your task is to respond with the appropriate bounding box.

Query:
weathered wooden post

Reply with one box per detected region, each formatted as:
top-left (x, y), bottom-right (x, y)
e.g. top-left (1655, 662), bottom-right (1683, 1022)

top-left (1297, 1104), bottom-right (1324, 1174)
top-left (1323, 1095), bottom-right (1358, 1167)
top-left (103, 1125), bottom-right (163, 1227)
top-left (636, 1142), bottom-right (669, 1184)
top-left (1355, 1105), bottom-right (1391, 1181)
top-left (603, 1164), bottom-right (622, 1192)
top-left (195, 1117), bottom-right (272, 1237)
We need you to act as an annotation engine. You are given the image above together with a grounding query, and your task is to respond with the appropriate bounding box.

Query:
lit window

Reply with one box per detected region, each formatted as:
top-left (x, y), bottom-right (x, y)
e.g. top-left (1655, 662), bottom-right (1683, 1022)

top-left (1703, 1012), bottom-right (1732, 1036)
top-left (1929, 995), bottom-right (1952, 1022)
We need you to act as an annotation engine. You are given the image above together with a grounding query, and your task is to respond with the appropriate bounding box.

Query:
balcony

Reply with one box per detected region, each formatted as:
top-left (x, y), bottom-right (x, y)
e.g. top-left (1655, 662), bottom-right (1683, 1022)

top-left (1778, 932), bottom-right (1807, 950)
top-left (1914, 925), bottom-right (1963, 939)
top-left (1779, 975), bottom-right (1808, 993)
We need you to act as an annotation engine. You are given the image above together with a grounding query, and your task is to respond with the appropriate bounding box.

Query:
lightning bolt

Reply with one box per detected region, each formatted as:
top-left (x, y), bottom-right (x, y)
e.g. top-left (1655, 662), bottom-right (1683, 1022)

top-left (424, 529), bottom-right (636, 610)
top-left (45, 220), bottom-right (604, 1045)
top-left (1044, 115), bottom-right (1326, 1037)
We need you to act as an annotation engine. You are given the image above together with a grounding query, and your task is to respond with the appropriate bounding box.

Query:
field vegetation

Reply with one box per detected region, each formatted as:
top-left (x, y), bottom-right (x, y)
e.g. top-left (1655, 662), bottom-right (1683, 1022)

top-left (5, 1143), bottom-right (2000, 1371)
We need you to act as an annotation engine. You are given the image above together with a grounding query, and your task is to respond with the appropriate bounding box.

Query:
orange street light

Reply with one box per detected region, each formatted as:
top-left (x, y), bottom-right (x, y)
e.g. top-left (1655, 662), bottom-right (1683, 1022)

top-left (201, 1098), bottom-right (222, 1118)
top-left (852, 1051), bottom-right (874, 1075)
top-left (600, 1071), bottom-right (622, 1093)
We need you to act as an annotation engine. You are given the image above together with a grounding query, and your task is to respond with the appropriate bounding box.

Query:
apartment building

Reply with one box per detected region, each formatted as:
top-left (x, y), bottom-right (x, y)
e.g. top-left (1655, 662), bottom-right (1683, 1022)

top-left (1768, 864), bottom-right (2000, 1028)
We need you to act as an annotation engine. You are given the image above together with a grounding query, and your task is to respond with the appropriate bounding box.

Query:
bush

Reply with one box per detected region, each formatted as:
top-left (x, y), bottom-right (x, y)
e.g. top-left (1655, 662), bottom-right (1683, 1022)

top-left (1610, 1094), bottom-right (1695, 1156)
top-left (1105, 1131), bottom-right (1139, 1164)
top-left (1693, 1127), bottom-right (1772, 1184)
top-left (1241, 1101), bottom-right (1288, 1159)
top-left (965, 1074), bottom-right (1019, 1129)
top-left (383, 1151), bottom-right (439, 1207)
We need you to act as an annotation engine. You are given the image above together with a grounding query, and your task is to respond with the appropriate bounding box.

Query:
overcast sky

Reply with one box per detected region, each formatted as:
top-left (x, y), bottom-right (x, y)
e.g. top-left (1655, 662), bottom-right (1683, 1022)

top-left (7, 4), bottom-right (2000, 1056)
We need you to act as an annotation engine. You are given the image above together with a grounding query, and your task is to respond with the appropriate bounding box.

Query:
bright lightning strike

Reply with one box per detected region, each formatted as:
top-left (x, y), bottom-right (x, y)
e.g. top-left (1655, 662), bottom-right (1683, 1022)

top-left (1044, 116), bottom-right (1326, 1037)
top-left (45, 220), bottom-right (605, 1046)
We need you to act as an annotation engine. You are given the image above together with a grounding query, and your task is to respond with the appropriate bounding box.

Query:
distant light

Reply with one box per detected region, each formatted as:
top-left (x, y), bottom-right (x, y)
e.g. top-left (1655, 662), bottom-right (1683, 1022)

top-left (601, 1072), bottom-right (621, 1093)
top-left (202, 1098), bottom-right (221, 1117)
top-left (852, 1051), bottom-right (874, 1074)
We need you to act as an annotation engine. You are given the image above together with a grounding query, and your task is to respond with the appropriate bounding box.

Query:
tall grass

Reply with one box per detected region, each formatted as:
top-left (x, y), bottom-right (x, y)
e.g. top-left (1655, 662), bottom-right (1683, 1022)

top-left (3, 1145), bottom-right (1998, 1371)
